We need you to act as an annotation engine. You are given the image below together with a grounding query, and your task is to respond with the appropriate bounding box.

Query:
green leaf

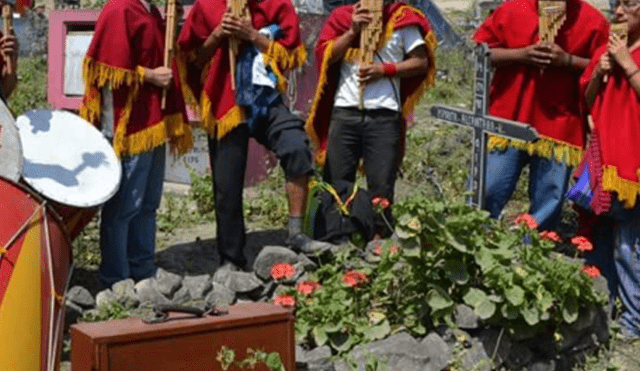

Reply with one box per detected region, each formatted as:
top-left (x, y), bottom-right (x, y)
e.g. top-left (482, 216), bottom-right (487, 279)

top-left (265, 352), bottom-right (284, 371)
top-left (428, 286), bottom-right (454, 310)
top-left (562, 296), bottom-right (578, 324)
top-left (330, 332), bottom-right (354, 353)
top-left (324, 321), bottom-right (343, 333)
top-left (444, 259), bottom-right (470, 284)
top-left (364, 320), bottom-right (391, 341)
top-left (445, 230), bottom-right (467, 252)
top-left (463, 288), bottom-right (488, 308)
top-left (522, 305), bottom-right (540, 326)
top-left (313, 327), bottom-right (328, 346)
top-left (475, 299), bottom-right (496, 320)
top-left (505, 286), bottom-right (525, 306)
top-left (501, 303), bottom-right (519, 320)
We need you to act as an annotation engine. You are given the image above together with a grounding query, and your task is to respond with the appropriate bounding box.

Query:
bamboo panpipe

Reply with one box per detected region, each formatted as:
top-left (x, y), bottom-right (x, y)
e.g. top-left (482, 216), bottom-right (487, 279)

top-left (228, 0), bottom-right (249, 91)
top-left (604, 22), bottom-right (628, 83)
top-left (162, 0), bottom-right (179, 109)
top-left (2, 3), bottom-right (12, 76)
top-left (358, 0), bottom-right (383, 110)
top-left (538, 0), bottom-right (566, 43)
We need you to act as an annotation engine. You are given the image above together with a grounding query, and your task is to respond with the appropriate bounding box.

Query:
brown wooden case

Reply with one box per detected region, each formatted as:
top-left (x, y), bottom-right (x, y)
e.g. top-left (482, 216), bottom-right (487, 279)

top-left (70, 303), bottom-right (295, 371)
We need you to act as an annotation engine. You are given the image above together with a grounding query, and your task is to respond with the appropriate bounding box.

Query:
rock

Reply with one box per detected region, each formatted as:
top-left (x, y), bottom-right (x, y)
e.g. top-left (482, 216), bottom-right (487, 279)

top-left (304, 346), bottom-right (332, 364)
top-left (182, 274), bottom-right (212, 299)
top-left (529, 359), bottom-right (556, 371)
top-left (171, 286), bottom-right (192, 305)
top-left (349, 332), bottom-right (446, 371)
top-left (96, 289), bottom-right (118, 309)
top-left (212, 262), bottom-right (239, 284)
top-left (253, 246), bottom-right (299, 280)
top-left (455, 304), bottom-right (480, 330)
top-left (205, 283), bottom-right (236, 307)
top-left (296, 345), bottom-right (306, 363)
top-left (505, 342), bottom-right (534, 370)
top-left (65, 301), bottom-right (84, 330)
top-left (420, 332), bottom-right (451, 370)
top-left (307, 361), bottom-right (335, 371)
top-left (112, 279), bottom-right (140, 308)
top-left (135, 278), bottom-right (170, 305)
top-left (219, 271), bottom-right (263, 295)
top-left (66, 286), bottom-right (95, 309)
top-left (297, 253), bottom-right (317, 270)
top-left (155, 268), bottom-right (183, 297)
top-left (462, 338), bottom-right (491, 371)
top-left (477, 328), bottom-right (512, 367)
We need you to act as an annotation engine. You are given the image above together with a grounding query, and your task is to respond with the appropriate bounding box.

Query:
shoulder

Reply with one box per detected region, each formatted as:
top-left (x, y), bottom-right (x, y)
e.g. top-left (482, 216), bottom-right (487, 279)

top-left (329, 5), bottom-right (354, 19)
top-left (577, 1), bottom-right (609, 27)
top-left (489, 0), bottom-right (536, 20)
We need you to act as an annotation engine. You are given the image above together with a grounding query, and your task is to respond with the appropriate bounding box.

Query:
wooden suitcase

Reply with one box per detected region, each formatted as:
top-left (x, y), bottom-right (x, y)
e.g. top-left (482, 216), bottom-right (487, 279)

top-left (70, 302), bottom-right (295, 371)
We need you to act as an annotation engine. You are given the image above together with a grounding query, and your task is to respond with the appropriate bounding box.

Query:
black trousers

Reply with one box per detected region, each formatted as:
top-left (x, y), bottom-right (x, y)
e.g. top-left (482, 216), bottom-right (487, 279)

top-left (324, 107), bottom-right (402, 233)
top-left (208, 102), bottom-right (313, 265)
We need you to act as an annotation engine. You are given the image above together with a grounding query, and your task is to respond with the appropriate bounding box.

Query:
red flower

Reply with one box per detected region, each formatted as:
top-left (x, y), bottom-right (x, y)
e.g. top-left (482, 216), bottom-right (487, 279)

top-left (515, 213), bottom-right (538, 229)
top-left (373, 244), bottom-right (383, 256)
top-left (581, 264), bottom-right (601, 278)
top-left (273, 294), bottom-right (296, 308)
top-left (270, 263), bottom-right (296, 281)
top-left (540, 231), bottom-right (561, 243)
top-left (372, 196), bottom-right (391, 210)
top-left (296, 281), bottom-right (321, 295)
top-left (342, 271), bottom-right (369, 288)
top-left (571, 236), bottom-right (594, 253)
top-left (374, 244), bottom-right (400, 256)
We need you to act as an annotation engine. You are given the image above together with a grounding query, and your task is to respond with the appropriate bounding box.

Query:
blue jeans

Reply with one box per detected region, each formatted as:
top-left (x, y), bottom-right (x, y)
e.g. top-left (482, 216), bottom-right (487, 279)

top-left (589, 200), bottom-right (640, 338)
top-left (99, 145), bottom-right (165, 287)
top-left (484, 147), bottom-right (572, 230)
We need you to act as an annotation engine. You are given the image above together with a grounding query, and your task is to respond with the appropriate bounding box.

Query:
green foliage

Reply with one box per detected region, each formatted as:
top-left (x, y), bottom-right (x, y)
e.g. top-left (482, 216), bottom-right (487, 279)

top-left (73, 216), bottom-right (101, 268)
top-left (345, 351), bottom-right (389, 371)
top-left (8, 56), bottom-right (49, 116)
top-left (216, 346), bottom-right (285, 371)
top-left (243, 165), bottom-right (289, 228)
top-left (189, 169), bottom-right (215, 216)
top-left (80, 301), bottom-right (130, 322)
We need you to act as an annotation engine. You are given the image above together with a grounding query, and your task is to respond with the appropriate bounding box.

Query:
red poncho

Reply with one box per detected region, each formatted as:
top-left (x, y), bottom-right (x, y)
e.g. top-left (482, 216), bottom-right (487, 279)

top-left (305, 3), bottom-right (437, 165)
top-left (79, 0), bottom-right (192, 158)
top-left (473, 0), bottom-right (608, 166)
top-left (177, 0), bottom-right (306, 139)
top-left (579, 45), bottom-right (640, 208)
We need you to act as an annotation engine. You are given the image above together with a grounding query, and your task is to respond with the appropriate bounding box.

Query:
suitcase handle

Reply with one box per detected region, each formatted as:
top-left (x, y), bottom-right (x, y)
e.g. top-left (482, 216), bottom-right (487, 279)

top-left (142, 304), bottom-right (228, 324)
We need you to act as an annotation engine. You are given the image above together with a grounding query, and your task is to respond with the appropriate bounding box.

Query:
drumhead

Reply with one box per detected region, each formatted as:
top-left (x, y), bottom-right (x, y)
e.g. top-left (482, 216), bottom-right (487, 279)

top-left (0, 99), bottom-right (23, 182)
top-left (16, 109), bottom-right (122, 208)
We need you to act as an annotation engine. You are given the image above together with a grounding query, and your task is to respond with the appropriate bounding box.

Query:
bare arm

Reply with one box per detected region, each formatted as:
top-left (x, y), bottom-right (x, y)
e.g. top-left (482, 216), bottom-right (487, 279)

top-left (358, 45), bottom-right (429, 84)
top-left (584, 53), bottom-right (610, 110)
top-left (328, 2), bottom-right (372, 65)
top-left (489, 42), bottom-right (589, 71)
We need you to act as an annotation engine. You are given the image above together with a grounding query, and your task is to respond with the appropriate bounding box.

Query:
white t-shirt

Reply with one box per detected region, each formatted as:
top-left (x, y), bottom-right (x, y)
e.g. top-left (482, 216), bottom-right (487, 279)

top-left (334, 25), bottom-right (425, 111)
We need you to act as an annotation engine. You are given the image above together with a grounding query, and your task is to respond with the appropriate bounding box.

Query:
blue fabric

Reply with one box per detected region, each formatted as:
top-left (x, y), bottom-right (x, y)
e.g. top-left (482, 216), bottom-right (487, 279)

top-left (484, 147), bottom-right (572, 230)
top-left (235, 24), bottom-right (284, 134)
top-left (566, 163), bottom-right (593, 210)
top-left (99, 145), bottom-right (166, 287)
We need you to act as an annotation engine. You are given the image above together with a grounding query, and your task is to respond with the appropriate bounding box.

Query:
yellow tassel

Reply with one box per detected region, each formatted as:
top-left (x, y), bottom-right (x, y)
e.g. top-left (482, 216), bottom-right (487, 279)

top-left (304, 40), bottom-right (335, 165)
top-left (602, 166), bottom-right (640, 208)
top-left (264, 42), bottom-right (307, 72)
top-left (79, 86), bottom-right (102, 127)
top-left (197, 93), bottom-right (245, 139)
top-left (165, 112), bottom-right (195, 156)
top-left (82, 57), bottom-right (144, 90)
top-left (175, 48), bottom-right (200, 112)
top-left (487, 135), bottom-right (584, 167)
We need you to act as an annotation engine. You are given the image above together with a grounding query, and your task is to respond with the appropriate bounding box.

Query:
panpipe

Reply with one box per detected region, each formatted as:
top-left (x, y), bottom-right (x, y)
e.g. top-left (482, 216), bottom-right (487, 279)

top-left (228, 0), bottom-right (250, 91)
top-left (538, 0), bottom-right (566, 43)
top-left (161, 0), bottom-right (179, 109)
top-left (2, 3), bottom-right (12, 76)
top-left (358, 0), bottom-right (383, 110)
top-left (604, 22), bottom-right (628, 83)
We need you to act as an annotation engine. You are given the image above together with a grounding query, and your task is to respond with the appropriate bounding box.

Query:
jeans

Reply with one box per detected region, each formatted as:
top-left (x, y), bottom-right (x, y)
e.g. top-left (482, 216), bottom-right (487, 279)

top-left (484, 147), bottom-right (572, 230)
top-left (99, 145), bottom-right (165, 287)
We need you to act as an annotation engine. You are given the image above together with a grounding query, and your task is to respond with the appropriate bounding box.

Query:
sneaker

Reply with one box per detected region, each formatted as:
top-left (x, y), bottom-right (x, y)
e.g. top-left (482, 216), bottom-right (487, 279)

top-left (286, 233), bottom-right (334, 255)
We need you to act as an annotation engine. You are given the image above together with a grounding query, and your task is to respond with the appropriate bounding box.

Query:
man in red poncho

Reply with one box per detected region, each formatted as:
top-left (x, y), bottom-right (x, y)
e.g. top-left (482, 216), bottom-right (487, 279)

top-left (178, 0), bottom-right (332, 268)
top-left (305, 0), bottom-right (437, 238)
top-left (0, 0), bottom-right (17, 102)
top-left (473, 0), bottom-right (608, 230)
top-left (580, 0), bottom-right (640, 339)
top-left (80, 0), bottom-right (193, 287)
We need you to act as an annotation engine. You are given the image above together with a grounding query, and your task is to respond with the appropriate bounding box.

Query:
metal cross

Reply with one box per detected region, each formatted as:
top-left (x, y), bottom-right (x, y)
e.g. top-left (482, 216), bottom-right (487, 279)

top-left (430, 44), bottom-right (539, 209)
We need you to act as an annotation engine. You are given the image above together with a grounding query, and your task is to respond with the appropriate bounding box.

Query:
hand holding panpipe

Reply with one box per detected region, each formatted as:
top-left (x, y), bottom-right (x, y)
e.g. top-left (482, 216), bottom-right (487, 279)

top-left (538, 0), bottom-right (566, 73)
top-left (358, 0), bottom-right (383, 110)
top-left (2, 3), bottom-right (13, 76)
top-left (161, 0), bottom-right (179, 109)
top-left (604, 22), bottom-right (628, 83)
top-left (228, 0), bottom-right (249, 91)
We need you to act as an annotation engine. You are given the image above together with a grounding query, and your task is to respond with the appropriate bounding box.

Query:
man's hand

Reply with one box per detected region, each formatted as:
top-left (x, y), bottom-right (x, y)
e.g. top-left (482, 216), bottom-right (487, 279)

top-left (358, 63), bottom-right (384, 84)
top-left (221, 13), bottom-right (258, 42)
top-left (145, 66), bottom-right (173, 88)
top-left (608, 33), bottom-right (636, 75)
top-left (0, 30), bottom-right (18, 70)
top-left (521, 43), bottom-right (553, 68)
top-left (350, 2), bottom-right (372, 35)
top-left (595, 52), bottom-right (611, 77)
top-left (537, 41), bottom-right (569, 67)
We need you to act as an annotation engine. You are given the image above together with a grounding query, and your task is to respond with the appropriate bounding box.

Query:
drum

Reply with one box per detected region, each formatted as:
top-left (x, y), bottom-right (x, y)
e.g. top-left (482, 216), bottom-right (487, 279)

top-left (0, 109), bottom-right (121, 371)
top-left (0, 98), bottom-right (23, 181)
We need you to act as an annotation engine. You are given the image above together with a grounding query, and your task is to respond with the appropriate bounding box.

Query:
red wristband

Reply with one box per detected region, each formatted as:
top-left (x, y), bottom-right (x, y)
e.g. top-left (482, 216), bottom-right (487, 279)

top-left (382, 62), bottom-right (397, 77)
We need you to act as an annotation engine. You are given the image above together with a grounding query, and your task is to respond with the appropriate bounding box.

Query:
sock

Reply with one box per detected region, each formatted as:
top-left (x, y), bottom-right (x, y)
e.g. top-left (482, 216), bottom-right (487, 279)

top-left (288, 216), bottom-right (304, 237)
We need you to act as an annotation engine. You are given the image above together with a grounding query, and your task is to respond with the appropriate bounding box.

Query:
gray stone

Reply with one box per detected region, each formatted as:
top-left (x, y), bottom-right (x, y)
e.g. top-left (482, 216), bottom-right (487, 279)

top-left (296, 345), bottom-right (306, 363)
top-left (67, 286), bottom-right (95, 309)
top-left (171, 286), bottom-right (192, 305)
top-left (205, 283), bottom-right (235, 307)
top-left (112, 279), bottom-right (140, 308)
top-left (529, 359), bottom-right (556, 371)
top-left (212, 262), bottom-right (239, 284)
top-left (348, 332), bottom-right (446, 371)
top-left (333, 360), bottom-right (349, 371)
top-left (455, 304), bottom-right (480, 330)
top-left (219, 271), bottom-right (263, 294)
top-left (182, 274), bottom-right (212, 300)
top-left (253, 246), bottom-right (299, 280)
top-left (135, 278), bottom-right (170, 305)
top-left (420, 332), bottom-right (451, 370)
top-left (304, 346), bottom-right (332, 364)
top-left (297, 253), bottom-right (317, 270)
top-left (505, 342), bottom-right (534, 370)
top-left (462, 338), bottom-right (491, 371)
top-left (477, 328), bottom-right (511, 367)
top-left (155, 268), bottom-right (183, 297)
top-left (96, 289), bottom-right (118, 309)
top-left (307, 361), bottom-right (335, 371)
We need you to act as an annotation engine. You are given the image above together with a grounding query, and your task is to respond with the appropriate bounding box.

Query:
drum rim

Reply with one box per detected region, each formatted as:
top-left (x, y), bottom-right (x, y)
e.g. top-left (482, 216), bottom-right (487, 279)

top-left (0, 99), bottom-right (23, 183)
